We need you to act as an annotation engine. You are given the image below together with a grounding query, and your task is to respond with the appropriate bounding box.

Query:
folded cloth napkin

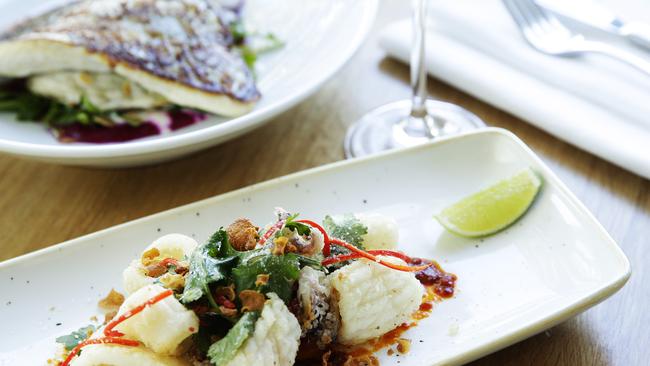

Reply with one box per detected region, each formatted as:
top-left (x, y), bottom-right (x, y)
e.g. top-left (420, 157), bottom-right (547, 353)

top-left (379, 0), bottom-right (650, 179)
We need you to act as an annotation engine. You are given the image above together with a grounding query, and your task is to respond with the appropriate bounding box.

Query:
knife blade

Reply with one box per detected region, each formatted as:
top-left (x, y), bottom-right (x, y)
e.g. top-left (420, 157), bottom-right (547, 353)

top-left (535, 0), bottom-right (650, 51)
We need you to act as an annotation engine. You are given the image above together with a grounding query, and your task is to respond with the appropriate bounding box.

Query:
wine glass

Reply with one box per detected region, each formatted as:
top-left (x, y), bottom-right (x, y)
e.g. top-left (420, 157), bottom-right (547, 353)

top-left (344, 0), bottom-right (485, 158)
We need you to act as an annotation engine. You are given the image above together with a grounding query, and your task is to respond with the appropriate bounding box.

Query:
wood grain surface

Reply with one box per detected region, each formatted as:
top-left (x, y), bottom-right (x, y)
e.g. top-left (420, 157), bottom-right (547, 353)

top-left (1, 1), bottom-right (647, 365)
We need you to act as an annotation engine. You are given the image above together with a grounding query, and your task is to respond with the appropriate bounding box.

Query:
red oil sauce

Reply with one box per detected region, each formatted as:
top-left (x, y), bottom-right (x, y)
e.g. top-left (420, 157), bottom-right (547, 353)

top-left (358, 323), bottom-right (414, 355)
top-left (318, 323), bottom-right (414, 366)
top-left (411, 258), bottom-right (457, 298)
top-left (55, 109), bottom-right (207, 143)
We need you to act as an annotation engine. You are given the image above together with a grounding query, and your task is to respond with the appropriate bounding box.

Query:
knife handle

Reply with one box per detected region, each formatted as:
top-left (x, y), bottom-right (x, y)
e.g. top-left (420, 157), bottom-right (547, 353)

top-left (620, 22), bottom-right (650, 52)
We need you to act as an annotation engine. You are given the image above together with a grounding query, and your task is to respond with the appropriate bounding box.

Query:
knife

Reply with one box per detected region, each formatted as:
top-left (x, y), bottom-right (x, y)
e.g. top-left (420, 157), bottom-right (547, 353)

top-left (535, 0), bottom-right (650, 51)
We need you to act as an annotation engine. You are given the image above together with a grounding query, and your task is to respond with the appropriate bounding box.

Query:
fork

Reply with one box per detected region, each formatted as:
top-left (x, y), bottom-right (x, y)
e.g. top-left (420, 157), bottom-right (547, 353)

top-left (502, 0), bottom-right (650, 76)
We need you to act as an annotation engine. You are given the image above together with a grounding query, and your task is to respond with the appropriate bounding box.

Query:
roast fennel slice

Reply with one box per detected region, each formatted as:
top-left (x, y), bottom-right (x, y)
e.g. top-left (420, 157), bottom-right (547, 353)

top-left (0, 0), bottom-right (260, 116)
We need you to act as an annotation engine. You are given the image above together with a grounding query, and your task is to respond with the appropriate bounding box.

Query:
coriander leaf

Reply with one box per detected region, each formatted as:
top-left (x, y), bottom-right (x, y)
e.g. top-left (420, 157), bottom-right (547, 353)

top-left (207, 311), bottom-right (260, 366)
top-left (297, 255), bottom-right (325, 272)
top-left (323, 214), bottom-right (367, 248)
top-left (193, 328), bottom-right (214, 355)
top-left (323, 214), bottom-right (368, 269)
top-left (284, 214), bottom-right (311, 236)
top-left (181, 229), bottom-right (238, 305)
top-left (55, 325), bottom-right (95, 351)
top-left (232, 253), bottom-right (301, 304)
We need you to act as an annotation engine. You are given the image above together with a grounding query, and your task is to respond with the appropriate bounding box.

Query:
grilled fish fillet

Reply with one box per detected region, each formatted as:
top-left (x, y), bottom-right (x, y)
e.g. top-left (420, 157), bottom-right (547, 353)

top-left (0, 0), bottom-right (260, 116)
top-left (28, 71), bottom-right (168, 110)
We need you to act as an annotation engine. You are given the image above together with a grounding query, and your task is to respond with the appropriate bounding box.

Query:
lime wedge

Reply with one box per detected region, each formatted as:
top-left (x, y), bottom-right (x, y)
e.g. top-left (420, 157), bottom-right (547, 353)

top-left (435, 168), bottom-right (542, 237)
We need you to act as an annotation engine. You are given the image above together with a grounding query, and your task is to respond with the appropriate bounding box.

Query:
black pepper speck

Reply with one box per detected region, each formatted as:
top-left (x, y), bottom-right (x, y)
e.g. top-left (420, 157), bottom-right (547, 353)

top-left (56, 322), bottom-right (62, 326)
top-left (157, 228), bottom-right (161, 232)
top-left (6, 301), bottom-right (11, 306)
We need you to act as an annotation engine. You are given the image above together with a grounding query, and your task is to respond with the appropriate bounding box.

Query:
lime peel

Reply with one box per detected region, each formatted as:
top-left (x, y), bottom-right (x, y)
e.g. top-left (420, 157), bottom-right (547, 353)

top-left (435, 168), bottom-right (542, 237)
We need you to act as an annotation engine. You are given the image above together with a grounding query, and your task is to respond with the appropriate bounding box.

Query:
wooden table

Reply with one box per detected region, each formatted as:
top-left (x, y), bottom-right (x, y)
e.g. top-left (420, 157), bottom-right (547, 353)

top-left (1, 1), bottom-right (647, 365)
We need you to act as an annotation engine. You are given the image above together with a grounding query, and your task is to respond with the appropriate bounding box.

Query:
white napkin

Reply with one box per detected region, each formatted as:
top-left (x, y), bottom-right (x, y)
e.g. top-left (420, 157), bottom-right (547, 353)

top-left (379, 0), bottom-right (650, 179)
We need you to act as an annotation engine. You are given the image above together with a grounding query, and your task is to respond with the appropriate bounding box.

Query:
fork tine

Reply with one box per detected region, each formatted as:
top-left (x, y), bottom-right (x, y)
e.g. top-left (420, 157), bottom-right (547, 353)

top-left (502, 0), bottom-right (528, 30)
top-left (502, 0), bottom-right (543, 43)
top-left (502, 0), bottom-right (535, 37)
top-left (517, 0), bottom-right (571, 37)
top-left (511, 0), bottom-right (548, 36)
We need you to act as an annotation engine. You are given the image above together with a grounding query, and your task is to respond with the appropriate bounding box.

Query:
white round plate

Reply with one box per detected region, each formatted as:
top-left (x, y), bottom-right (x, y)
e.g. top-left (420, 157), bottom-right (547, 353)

top-left (0, 0), bottom-right (378, 167)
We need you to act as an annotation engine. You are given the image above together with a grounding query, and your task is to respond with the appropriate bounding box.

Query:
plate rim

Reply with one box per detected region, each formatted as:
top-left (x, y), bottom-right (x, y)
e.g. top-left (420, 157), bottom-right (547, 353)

top-left (0, 127), bottom-right (631, 365)
top-left (0, 0), bottom-right (379, 160)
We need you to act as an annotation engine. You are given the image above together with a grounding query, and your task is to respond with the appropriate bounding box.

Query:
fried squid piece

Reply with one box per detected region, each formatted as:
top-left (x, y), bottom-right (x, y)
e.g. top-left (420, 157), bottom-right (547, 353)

top-left (329, 257), bottom-right (423, 345)
top-left (122, 234), bottom-right (197, 294)
top-left (70, 343), bottom-right (188, 366)
top-left (225, 293), bottom-right (301, 366)
top-left (114, 284), bottom-right (198, 355)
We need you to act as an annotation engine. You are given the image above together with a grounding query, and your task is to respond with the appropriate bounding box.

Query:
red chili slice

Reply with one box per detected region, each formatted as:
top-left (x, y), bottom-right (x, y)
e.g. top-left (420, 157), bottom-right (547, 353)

top-left (325, 238), bottom-right (432, 272)
top-left (257, 220), bottom-right (285, 245)
top-left (296, 219), bottom-right (331, 256)
top-left (158, 258), bottom-right (180, 268)
top-left (61, 337), bottom-right (139, 366)
top-left (367, 250), bottom-right (411, 262)
top-left (104, 289), bottom-right (173, 337)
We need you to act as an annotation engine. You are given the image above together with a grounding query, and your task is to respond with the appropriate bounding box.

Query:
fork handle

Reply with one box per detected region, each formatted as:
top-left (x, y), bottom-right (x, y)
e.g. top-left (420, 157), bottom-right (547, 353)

top-left (589, 42), bottom-right (650, 76)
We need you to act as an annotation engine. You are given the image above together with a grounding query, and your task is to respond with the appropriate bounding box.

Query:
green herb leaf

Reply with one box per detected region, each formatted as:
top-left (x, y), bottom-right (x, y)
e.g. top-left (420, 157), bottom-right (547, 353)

top-left (232, 253), bottom-right (301, 304)
top-left (55, 325), bottom-right (95, 351)
top-left (323, 214), bottom-right (367, 248)
top-left (228, 20), bottom-right (247, 45)
top-left (226, 18), bottom-right (283, 71)
top-left (284, 214), bottom-right (311, 236)
top-left (241, 46), bottom-right (257, 69)
top-left (207, 311), bottom-right (260, 366)
top-left (181, 229), bottom-right (238, 305)
top-left (323, 214), bottom-right (368, 268)
top-left (0, 81), bottom-right (148, 128)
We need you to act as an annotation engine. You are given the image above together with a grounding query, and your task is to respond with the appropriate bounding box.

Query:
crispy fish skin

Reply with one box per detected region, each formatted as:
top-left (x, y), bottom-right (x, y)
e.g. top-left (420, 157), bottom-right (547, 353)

top-left (0, 0), bottom-right (260, 116)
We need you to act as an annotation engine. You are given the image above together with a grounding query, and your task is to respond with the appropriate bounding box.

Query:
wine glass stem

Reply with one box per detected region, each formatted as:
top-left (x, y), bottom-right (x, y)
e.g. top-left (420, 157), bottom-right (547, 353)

top-left (410, 0), bottom-right (428, 120)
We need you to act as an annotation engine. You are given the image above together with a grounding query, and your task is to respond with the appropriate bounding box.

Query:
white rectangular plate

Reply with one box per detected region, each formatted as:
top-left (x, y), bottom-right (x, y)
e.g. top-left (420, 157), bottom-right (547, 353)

top-left (0, 128), bottom-right (630, 365)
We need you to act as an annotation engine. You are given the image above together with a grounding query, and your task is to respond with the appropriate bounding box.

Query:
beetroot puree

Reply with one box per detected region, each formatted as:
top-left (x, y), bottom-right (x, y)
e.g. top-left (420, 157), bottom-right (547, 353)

top-left (56, 109), bottom-right (207, 143)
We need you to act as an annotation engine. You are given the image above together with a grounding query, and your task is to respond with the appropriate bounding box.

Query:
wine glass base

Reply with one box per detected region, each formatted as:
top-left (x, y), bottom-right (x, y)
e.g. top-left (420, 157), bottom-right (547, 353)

top-left (344, 99), bottom-right (485, 158)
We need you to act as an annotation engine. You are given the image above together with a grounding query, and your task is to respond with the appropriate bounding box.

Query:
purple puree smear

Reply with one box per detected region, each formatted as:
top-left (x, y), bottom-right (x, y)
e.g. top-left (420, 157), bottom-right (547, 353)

top-left (56, 110), bottom-right (208, 143)
top-left (169, 109), bottom-right (206, 130)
